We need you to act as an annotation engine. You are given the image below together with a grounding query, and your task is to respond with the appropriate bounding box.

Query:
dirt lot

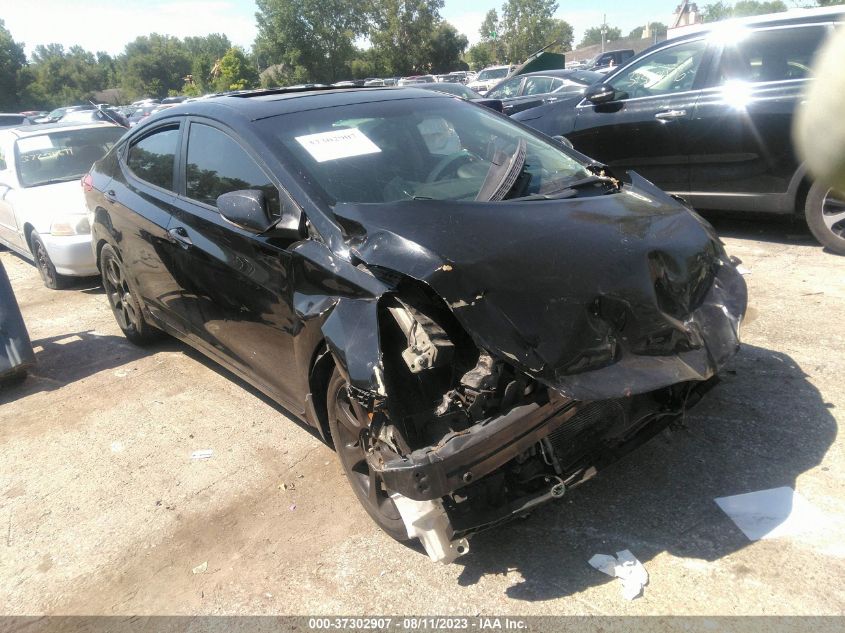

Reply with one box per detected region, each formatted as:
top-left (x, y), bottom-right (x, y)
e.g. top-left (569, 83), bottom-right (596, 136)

top-left (1, 216), bottom-right (844, 616)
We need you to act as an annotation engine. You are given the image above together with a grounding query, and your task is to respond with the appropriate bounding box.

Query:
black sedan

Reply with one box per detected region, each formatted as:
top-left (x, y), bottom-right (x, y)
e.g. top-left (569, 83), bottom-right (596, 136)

top-left (84, 86), bottom-right (746, 562)
top-left (513, 8), bottom-right (845, 254)
top-left (484, 69), bottom-right (604, 115)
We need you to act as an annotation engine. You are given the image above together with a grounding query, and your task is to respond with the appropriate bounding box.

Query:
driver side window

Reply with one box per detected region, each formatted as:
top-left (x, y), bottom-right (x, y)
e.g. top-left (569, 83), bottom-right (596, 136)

top-left (608, 39), bottom-right (707, 98)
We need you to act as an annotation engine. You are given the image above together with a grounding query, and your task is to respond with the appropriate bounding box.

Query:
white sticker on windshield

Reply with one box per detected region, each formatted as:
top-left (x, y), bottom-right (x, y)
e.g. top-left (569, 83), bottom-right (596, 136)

top-left (295, 127), bottom-right (381, 163)
top-left (17, 136), bottom-right (54, 153)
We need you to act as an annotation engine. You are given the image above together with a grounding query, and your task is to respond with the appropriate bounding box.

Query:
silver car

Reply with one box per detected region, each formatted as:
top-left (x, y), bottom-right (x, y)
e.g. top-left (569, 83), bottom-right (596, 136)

top-left (0, 122), bottom-right (125, 288)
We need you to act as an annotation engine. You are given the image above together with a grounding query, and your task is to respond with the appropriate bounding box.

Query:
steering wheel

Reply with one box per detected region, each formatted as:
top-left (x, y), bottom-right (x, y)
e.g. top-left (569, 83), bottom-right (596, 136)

top-left (426, 150), bottom-right (476, 183)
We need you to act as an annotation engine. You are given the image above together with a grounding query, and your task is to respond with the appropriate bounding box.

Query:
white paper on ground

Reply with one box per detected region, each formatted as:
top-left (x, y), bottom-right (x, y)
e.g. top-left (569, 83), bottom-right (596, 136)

top-left (714, 486), bottom-right (827, 541)
top-left (588, 549), bottom-right (649, 600)
top-left (17, 135), bottom-right (54, 153)
top-left (191, 449), bottom-right (213, 460)
top-left (295, 127), bottom-right (382, 163)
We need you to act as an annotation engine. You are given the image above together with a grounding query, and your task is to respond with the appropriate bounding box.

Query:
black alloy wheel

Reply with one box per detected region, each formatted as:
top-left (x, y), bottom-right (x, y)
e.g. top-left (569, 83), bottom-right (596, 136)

top-left (100, 243), bottom-right (160, 345)
top-left (326, 368), bottom-right (409, 541)
top-left (30, 232), bottom-right (66, 289)
top-left (806, 182), bottom-right (845, 255)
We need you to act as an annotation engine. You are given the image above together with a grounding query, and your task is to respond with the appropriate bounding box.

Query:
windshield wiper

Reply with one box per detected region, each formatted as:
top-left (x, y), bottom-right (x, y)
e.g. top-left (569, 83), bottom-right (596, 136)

top-left (475, 138), bottom-right (527, 202)
top-left (28, 176), bottom-right (81, 187)
top-left (511, 174), bottom-right (620, 201)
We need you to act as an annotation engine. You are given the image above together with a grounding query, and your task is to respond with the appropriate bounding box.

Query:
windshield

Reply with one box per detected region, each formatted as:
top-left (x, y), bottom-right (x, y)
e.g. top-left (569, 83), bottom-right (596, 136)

top-left (15, 126), bottom-right (124, 188)
top-left (478, 68), bottom-right (509, 81)
top-left (263, 95), bottom-right (590, 205)
top-left (420, 83), bottom-right (477, 99)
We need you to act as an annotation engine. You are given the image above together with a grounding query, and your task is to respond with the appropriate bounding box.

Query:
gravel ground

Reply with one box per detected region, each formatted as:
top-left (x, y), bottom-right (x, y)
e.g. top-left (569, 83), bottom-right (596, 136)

top-left (1, 215), bottom-right (844, 616)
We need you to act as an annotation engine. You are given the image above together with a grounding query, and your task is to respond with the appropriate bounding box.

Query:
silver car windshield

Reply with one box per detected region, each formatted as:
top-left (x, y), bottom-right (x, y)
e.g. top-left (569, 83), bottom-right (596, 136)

top-left (265, 95), bottom-right (590, 204)
top-left (15, 127), bottom-right (124, 188)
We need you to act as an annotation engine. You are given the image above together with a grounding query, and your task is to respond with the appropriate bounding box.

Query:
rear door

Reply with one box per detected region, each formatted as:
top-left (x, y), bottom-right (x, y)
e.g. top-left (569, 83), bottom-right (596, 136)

top-left (568, 37), bottom-right (712, 193)
top-left (108, 121), bottom-right (191, 332)
top-left (162, 119), bottom-right (301, 405)
top-left (686, 22), bottom-right (831, 212)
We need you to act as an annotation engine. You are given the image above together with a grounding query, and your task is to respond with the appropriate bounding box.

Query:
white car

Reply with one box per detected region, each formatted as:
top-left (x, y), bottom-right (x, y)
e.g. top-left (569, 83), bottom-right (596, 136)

top-left (0, 122), bottom-right (125, 288)
top-left (467, 65), bottom-right (513, 95)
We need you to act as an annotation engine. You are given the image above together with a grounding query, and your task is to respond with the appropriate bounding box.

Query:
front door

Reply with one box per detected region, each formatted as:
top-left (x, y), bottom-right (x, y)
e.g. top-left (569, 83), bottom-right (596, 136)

top-left (686, 22), bottom-right (830, 211)
top-left (569, 38), bottom-right (711, 194)
top-left (163, 119), bottom-right (301, 406)
top-left (109, 122), bottom-right (191, 333)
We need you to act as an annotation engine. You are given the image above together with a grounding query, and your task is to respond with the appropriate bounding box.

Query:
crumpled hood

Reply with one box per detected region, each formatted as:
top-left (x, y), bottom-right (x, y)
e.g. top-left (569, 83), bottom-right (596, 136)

top-left (333, 174), bottom-right (747, 400)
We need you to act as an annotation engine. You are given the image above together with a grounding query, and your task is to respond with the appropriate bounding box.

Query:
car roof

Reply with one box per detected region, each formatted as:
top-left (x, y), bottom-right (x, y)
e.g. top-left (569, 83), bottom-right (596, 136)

top-left (665, 5), bottom-right (844, 42)
top-left (145, 87), bottom-right (449, 123)
top-left (1, 121), bottom-right (122, 138)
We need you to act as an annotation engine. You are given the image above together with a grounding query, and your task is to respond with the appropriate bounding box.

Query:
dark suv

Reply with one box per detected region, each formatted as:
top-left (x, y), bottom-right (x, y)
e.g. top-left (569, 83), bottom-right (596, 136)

top-left (84, 86), bottom-right (746, 562)
top-left (514, 7), bottom-right (845, 254)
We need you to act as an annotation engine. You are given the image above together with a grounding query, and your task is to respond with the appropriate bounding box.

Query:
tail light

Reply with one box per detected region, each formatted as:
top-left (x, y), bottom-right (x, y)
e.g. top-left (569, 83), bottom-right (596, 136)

top-left (81, 173), bottom-right (94, 192)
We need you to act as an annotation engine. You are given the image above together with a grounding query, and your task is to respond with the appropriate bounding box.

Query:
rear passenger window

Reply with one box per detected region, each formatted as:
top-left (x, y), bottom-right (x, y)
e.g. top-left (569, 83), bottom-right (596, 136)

top-left (126, 126), bottom-right (179, 191)
top-left (523, 77), bottom-right (555, 95)
top-left (719, 25), bottom-right (828, 84)
top-left (185, 123), bottom-right (280, 217)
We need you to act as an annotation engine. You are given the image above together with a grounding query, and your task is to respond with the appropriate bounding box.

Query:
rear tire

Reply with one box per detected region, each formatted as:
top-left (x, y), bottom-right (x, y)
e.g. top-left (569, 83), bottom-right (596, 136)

top-left (100, 243), bottom-right (161, 345)
top-left (327, 368), bottom-right (409, 542)
top-left (805, 182), bottom-right (845, 255)
top-left (30, 232), bottom-right (68, 289)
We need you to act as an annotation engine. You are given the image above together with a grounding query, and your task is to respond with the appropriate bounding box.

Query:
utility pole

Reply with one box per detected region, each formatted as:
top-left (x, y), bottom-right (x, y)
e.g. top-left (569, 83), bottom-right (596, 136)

top-left (601, 14), bottom-right (607, 53)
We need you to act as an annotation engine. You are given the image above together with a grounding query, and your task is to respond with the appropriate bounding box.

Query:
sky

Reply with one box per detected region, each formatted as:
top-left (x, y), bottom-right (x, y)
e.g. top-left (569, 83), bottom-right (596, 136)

top-left (2, 0), bottom-right (676, 57)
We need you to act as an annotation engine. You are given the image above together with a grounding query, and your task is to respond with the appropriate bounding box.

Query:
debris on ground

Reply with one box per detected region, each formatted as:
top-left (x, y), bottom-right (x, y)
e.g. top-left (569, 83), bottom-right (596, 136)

top-left (191, 561), bottom-right (208, 574)
top-left (190, 449), bottom-right (213, 460)
top-left (715, 486), bottom-right (827, 541)
top-left (279, 482), bottom-right (295, 491)
top-left (588, 549), bottom-right (649, 600)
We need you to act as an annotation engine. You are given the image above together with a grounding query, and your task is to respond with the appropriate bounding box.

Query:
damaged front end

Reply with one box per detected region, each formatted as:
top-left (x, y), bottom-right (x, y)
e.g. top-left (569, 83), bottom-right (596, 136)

top-left (309, 178), bottom-right (747, 563)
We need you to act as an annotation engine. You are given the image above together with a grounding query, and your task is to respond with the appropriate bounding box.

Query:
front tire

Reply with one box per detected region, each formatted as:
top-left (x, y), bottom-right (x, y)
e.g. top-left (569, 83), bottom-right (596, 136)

top-left (805, 182), bottom-right (845, 255)
top-left (327, 368), bottom-right (409, 542)
top-left (30, 232), bottom-right (68, 289)
top-left (100, 243), bottom-right (161, 345)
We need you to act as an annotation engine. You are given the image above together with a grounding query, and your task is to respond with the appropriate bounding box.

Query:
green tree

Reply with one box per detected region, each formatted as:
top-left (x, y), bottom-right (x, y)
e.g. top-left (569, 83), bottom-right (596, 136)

top-left (546, 18), bottom-right (574, 52)
top-left (184, 33), bottom-right (232, 92)
top-left (255, 0), bottom-right (368, 85)
top-left (0, 19), bottom-right (27, 110)
top-left (500, 0), bottom-right (562, 62)
top-left (120, 34), bottom-right (191, 99)
top-left (465, 42), bottom-right (496, 70)
top-left (479, 8), bottom-right (507, 61)
top-left (212, 47), bottom-right (259, 91)
top-left (368, 0), bottom-right (445, 76)
top-left (579, 24), bottom-right (622, 48)
top-left (702, 1), bottom-right (787, 22)
top-left (25, 44), bottom-right (106, 107)
top-left (428, 22), bottom-right (468, 73)
top-left (629, 22), bottom-right (668, 39)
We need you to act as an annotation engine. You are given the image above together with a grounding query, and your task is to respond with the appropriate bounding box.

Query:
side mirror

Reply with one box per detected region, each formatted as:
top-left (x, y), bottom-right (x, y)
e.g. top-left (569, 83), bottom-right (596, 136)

top-left (552, 135), bottom-right (574, 149)
top-left (217, 190), bottom-right (275, 234)
top-left (585, 83), bottom-right (622, 104)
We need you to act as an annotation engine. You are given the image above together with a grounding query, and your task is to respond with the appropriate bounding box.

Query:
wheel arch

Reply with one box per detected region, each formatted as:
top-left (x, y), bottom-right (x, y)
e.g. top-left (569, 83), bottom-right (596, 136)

top-left (307, 341), bottom-right (336, 447)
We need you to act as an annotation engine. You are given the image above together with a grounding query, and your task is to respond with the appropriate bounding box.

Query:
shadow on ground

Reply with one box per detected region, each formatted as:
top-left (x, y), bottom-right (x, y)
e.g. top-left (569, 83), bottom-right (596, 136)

top-left (454, 344), bottom-right (837, 600)
top-left (702, 212), bottom-right (815, 246)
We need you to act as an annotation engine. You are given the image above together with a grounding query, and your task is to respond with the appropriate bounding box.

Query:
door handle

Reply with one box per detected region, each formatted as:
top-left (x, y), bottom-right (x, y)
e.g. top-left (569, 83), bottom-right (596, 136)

top-left (105, 189), bottom-right (116, 202)
top-left (654, 109), bottom-right (687, 121)
top-left (168, 226), bottom-right (192, 248)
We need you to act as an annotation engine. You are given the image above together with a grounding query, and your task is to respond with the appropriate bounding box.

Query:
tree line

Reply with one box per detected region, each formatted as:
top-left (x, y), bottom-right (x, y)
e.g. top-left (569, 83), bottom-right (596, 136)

top-left (0, 0), bottom-right (839, 111)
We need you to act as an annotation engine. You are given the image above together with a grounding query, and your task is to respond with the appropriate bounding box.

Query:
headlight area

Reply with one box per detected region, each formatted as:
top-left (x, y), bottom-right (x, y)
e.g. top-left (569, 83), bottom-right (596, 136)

top-left (351, 282), bottom-right (719, 563)
top-left (50, 215), bottom-right (91, 236)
